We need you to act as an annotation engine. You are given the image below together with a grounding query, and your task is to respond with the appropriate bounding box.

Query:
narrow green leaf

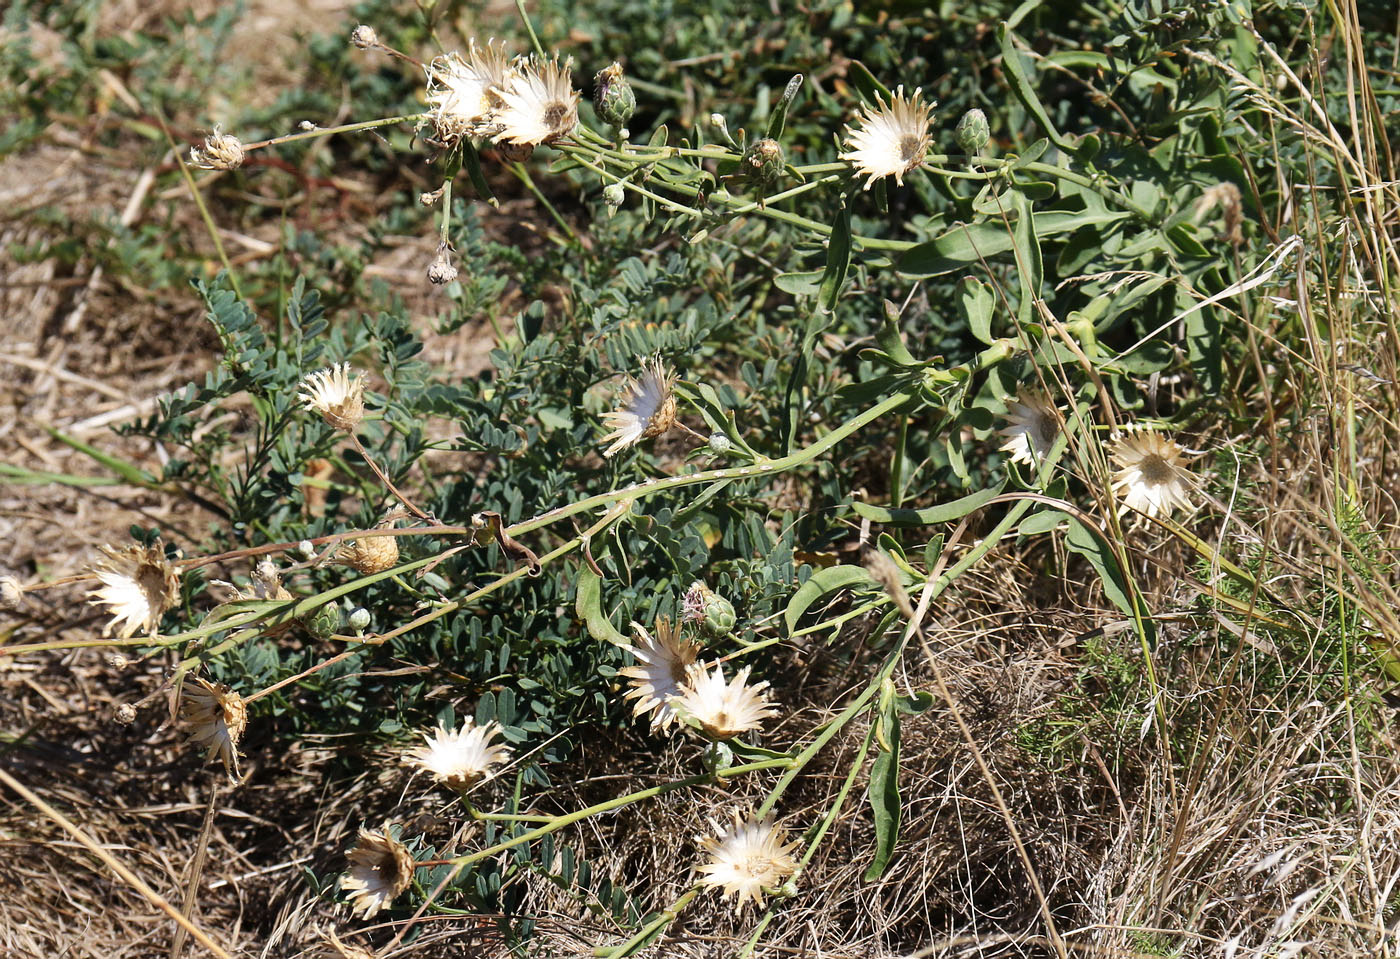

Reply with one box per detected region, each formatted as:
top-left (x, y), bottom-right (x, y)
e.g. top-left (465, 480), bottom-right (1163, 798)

top-left (851, 483), bottom-right (1004, 526)
top-left (576, 567), bottom-right (627, 645)
top-left (819, 200), bottom-right (853, 313)
top-left (785, 565), bottom-right (875, 633)
top-left (461, 142), bottom-right (496, 203)
top-left (863, 692), bottom-right (902, 880)
top-left (959, 276), bottom-right (997, 345)
top-left (774, 269), bottom-right (823, 296)
top-left (898, 208), bottom-right (1132, 278)
top-left (999, 23), bottom-right (1076, 153)
top-left (44, 427), bottom-right (158, 487)
top-left (766, 74), bottom-right (804, 140)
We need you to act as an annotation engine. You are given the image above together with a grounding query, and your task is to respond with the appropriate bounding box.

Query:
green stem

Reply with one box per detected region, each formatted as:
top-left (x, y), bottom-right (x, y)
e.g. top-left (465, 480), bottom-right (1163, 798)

top-left (594, 888), bottom-right (699, 958)
top-left (447, 758), bottom-right (791, 868)
top-left (507, 387), bottom-right (916, 538)
top-left (513, 0), bottom-right (546, 59)
top-left (242, 113), bottom-right (423, 151)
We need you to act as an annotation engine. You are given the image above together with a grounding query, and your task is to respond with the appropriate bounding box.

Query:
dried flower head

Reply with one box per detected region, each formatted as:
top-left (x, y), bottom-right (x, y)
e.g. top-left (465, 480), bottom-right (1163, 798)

top-left (113, 703), bottom-right (138, 725)
top-left (841, 86), bottom-right (936, 190)
top-left (405, 719), bottom-right (511, 790)
top-left (0, 575), bottom-right (22, 610)
top-left (340, 826), bottom-right (414, 919)
top-left (189, 127), bottom-right (245, 171)
top-left (495, 56), bottom-right (579, 147)
top-left (299, 363), bottom-right (366, 432)
top-left (87, 541), bottom-right (180, 639)
top-left (999, 388), bottom-right (1063, 467)
top-left (337, 512), bottom-right (401, 576)
top-left (620, 617), bottom-right (702, 731)
top-left (427, 245), bottom-right (459, 285)
top-left (601, 356), bottom-right (678, 457)
top-left (1111, 427), bottom-right (1198, 518)
top-left (424, 40), bottom-right (516, 146)
top-left (219, 559), bottom-right (292, 602)
top-left (696, 811), bottom-right (800, 912)
top-left (349, 24), bottom-right (380, 50)
top-left (180, 677), bottom-right (247, 778)
top-left (673, 662), bottom-right (778, 740)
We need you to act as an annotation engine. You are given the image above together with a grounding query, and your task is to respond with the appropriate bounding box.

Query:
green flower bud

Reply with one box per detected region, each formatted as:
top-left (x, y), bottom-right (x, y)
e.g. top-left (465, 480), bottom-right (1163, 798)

top-left (683, 580), bottom-right (736, 639)
top-left (602, 182), bottom-right (625, 210)
top-left (742, 137), bottom-right (785, 189)
top-left (303, 602), bottom-right (342, 640)
top-left (347, 607), bottom-right (371, 632)
top-left (701, 740), bottom-right (735, 775)
top-left (707, 431), bottom-right (732, 454)
top-left (593, 62), bottom-right (636, 129)
top-left (955, 108), bottom-right (990, 156)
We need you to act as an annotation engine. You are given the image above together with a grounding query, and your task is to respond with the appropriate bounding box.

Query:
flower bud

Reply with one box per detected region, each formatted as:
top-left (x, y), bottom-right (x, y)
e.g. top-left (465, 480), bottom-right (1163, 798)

top-left (742, 137), bottom-right (784, 188)
top-left (347, 607), bottom-right (371, 632)
top-left (189, 128), bottom-right (245, 171)
top-left (955, 108), bottom-right (989, 156)
top-left (106, 653), bottom-right (129, 669)
top-left (707, 432), bottom-right (732, 454)
top-left (114, 703), bottom-right (138, 725)
top-left (297, 540), bottom-right (317, 560)
top-left (602, 182), bottom-right (625, 211)
top-left (303, 602), bottom-right (343, 640)
top-left (682, 580), bottom-right (736, 639)
top-left (700, 740), bottom-right (735, 775)
top-left (593, 62), bottom-right (636, 129)
top-left (350, 24), bottom-right (379, 49)
top-left (427, 246), bottom-right (459, 286)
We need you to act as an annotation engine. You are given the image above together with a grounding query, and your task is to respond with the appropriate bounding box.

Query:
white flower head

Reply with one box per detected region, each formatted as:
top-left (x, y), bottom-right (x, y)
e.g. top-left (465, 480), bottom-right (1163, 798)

top-left (405, 719), bottom-right (511, 790)
top-left (87, 541), bottom-right (180, 639)
top-left (840, 86), bottom-right (936, 190)
top-left (601, 356), bottom-right (678, 457)
top-left (999, 388), bottom-right (1063, 466)
top-left (620, 617), bottom-right (702, 731)
top-left (673, 662), bottom-right (778, 741)
top-left (424, 40), bottom-right (516, 145)
top-left (299, 363), bottom-right (366, 431)
top-left (1111, 427), bottom-right (1199, 518)
top-left (495, 56), bottom-right (579, 147)
top-left (696, 810), bottom-right (800, 912)
top-left (179, 676), bottom-right (248, 779)
top-left (189, 127), bottom-right (244, 171)
top-left (339, 826), bottom-right (414, 919)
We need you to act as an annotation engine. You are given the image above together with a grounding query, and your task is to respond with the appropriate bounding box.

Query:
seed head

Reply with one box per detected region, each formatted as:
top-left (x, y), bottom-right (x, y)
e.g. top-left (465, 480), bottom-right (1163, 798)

top-left (427, 246), bottom-right (459, 285)
top-left (349, 25), bottom-right (380, 50)
top-left (180, 677), bottom-right (248, 778)
top-left (189, 128), bottom-right (245, 171)
top-left (340, 826), bottom-right (414, 919)
top-left (0, 575), bottom-right (22, 610)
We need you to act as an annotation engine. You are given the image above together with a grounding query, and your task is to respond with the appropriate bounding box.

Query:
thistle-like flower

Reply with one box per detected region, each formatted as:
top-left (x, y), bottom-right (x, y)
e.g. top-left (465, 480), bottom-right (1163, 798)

top-left (998, 388), bottom-right (1063, 467)
top-left (180, 677), bottom-right (248, 778)
top-left (299, 363), bottom-right (366, 432)
top-left (601, 357), bottom-right (678, 457)
top-left (696, 811), bottom-right (800, 912)
top-left (405, 719), bottom-right (511, 790)
top-left (340, 826), bottom-right (414, 919)
top-left (619, 617), bottom-right (702, 731)
top-left (1110, 427), bottom-right (1198, 518)
top-left (495, 56), bottom-right (579, 147)
top-left (424, 40), bottom-right (515, 146)
top-left (87, 541), bottom-right (180, 639)
top-left (189, 127), bottom-right (245, 171)
top-left (840, 87), bottom-right (936, 190)
top-left (673, 663), bottom-right (778, 740)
